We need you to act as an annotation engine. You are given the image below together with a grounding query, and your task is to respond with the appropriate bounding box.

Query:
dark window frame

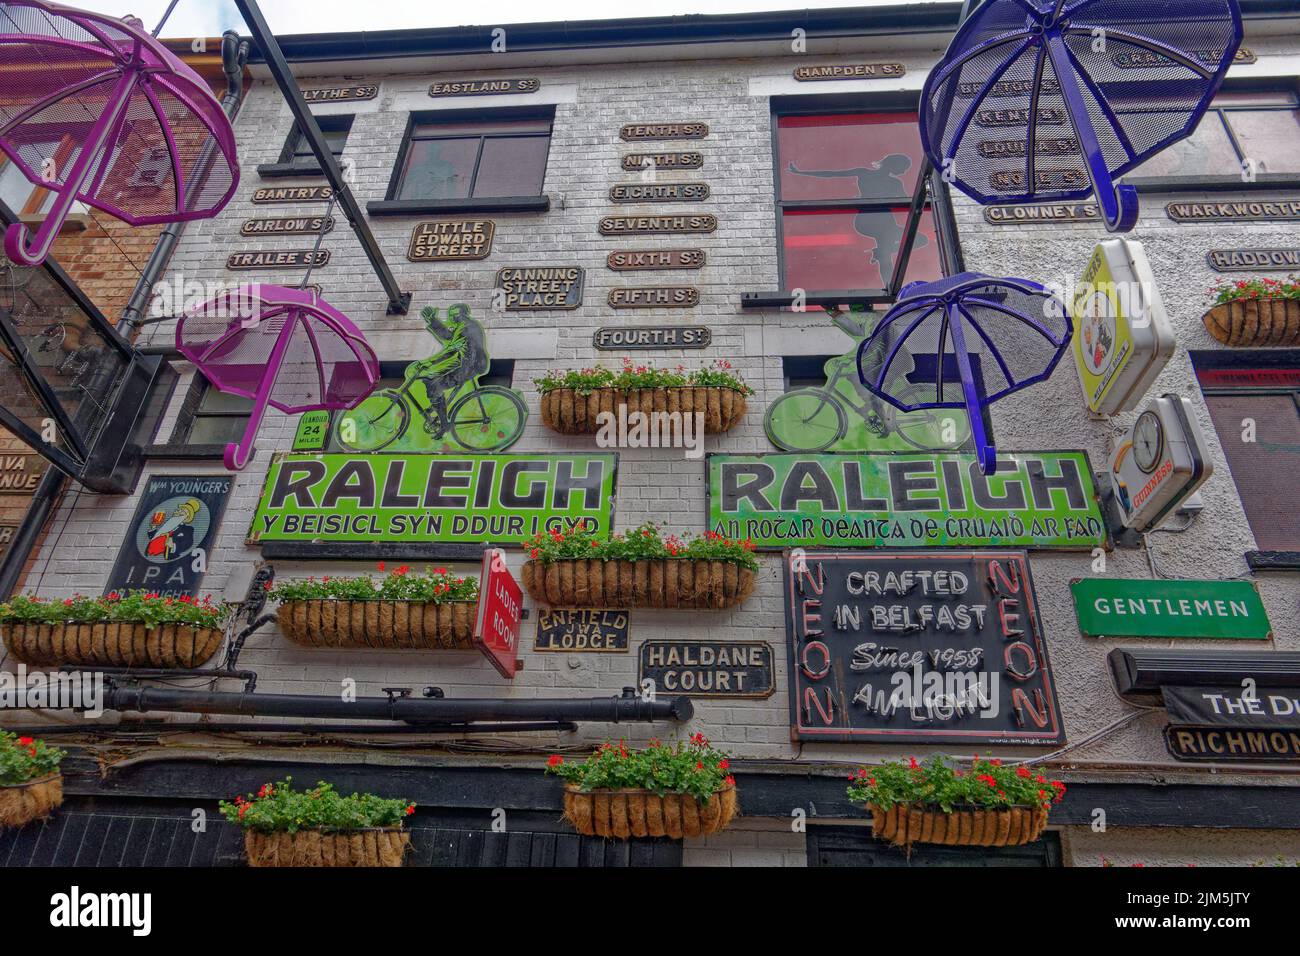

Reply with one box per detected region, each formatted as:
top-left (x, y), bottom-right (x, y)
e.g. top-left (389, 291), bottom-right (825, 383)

top-left (150, 373), bottom-right (253, 459)
top-left (257, 114), bottom-right (354, 178)
top-left (1122, 80), bottom-right (1300, 193)
top-left (768, 93), bottom-right (951, 306)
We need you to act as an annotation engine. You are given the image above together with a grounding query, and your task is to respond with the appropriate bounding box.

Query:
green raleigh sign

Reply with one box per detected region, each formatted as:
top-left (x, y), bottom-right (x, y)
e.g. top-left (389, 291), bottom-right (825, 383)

top-left (249, 453), bottom-right (617, 545)
top-left (707, 451), bottom-right (1107, 550)
top-left (1071, 578), bottom-right (1272, 641)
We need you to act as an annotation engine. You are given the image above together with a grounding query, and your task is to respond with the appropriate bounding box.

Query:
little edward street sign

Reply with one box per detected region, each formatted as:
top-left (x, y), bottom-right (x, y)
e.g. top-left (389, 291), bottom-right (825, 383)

top-left (1071, 578), bottom-right (1272, 641)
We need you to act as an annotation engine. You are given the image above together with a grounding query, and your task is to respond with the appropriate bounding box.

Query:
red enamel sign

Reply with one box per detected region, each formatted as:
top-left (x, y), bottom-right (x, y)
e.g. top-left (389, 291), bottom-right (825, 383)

top-left (474, 549), bottom-right (522, 679)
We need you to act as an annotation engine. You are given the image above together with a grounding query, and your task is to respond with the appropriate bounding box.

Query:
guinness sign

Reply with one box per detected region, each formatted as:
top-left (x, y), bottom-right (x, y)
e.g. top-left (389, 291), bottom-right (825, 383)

top-left (429, 77), bottom-right (540, 97)
top-left (620, 122), bottom-right (708, 141)
top-left (1207, 248), bottom-right (1300, 272)
top-left (621, 151), bottom-right (703, 170)
top-left (610, 183), bottom-right (709, 203)
top-left (407, 220), bottom-right (494, 261)
top-left (607, 249), bottom-right (705, 271)
top-left (241, 216), bottom-right (334, 236)
top-left (593, 326), bottom-right (711, 350)
top-left (252, 185), bottom-right (333, 204)
top-left (226, 250), bottom-right (329, 270)
top-left (599, 214), bottom-right (716, 236)
top-left (608, 287), bottom-right (699, 308)
top-left (793, 63), bottom-right (905, 81)
top-left (302, 85), bottom-right (378, 103)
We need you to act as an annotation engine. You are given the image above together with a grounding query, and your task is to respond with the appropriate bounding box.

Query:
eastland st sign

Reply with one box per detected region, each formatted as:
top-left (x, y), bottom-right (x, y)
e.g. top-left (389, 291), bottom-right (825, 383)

top-left (707, 452), bottom-right (1107, 550)
top-left (249, 453), bottom-right (616, 545)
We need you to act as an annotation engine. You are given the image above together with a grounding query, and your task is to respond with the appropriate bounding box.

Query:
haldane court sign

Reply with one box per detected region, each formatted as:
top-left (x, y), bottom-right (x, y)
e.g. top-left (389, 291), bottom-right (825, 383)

top-left (784, 551), bottom-right (1064, 745)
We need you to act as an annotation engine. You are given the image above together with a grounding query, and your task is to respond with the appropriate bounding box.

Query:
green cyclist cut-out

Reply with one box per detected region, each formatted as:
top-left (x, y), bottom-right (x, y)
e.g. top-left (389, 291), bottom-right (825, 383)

top-left (764, 304), bottom-right (973, 454)
top-left (332, 303), bottom-right (528, 453)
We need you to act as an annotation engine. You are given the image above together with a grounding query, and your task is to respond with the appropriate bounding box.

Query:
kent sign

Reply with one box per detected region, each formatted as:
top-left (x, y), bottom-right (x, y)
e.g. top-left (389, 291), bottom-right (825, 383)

top-left (1071, 578), bottom-right (1271, 641)
top-left (707, 452), bottom-right (1107, 550)
top-left (248, 453), bottom-right (616, 546)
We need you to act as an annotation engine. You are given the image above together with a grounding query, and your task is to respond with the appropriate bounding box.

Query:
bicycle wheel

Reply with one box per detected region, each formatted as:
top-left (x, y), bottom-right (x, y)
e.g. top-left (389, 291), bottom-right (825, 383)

top-left (887, 384), bottom-right (973, 452)
top-left (334, 390), bottom-right (410, 452)
top-left (448, 385), bottom-right (527, 452)
top-left (764, 388), bottom-right (847, 452)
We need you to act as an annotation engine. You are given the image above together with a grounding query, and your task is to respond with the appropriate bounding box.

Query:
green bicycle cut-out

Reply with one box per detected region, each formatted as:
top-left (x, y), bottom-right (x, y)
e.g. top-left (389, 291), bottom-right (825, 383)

top-left (764, 305), bottom-right (973, 454)
top-left (333, 303), bottom-right (528, 453)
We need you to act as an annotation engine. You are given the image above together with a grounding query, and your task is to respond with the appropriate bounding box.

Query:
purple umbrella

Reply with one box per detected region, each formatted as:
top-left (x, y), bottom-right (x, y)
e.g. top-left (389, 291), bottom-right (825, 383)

top-left (176, 285), bottom-right (380, 471)
top-left (857, 273), bottom-right (1072, 474)
top-left (0, 0), bottom-right (239, 266)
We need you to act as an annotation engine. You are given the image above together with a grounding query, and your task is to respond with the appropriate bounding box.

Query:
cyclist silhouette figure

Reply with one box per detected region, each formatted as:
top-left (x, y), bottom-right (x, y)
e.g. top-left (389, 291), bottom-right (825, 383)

top-left (410, 303), bottom-right (488, 432)
top-left (787, 153), bottom-right (928, 280)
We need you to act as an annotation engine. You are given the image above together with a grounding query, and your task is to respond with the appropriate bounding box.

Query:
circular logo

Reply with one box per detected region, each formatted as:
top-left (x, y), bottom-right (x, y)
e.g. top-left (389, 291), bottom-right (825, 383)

top-left (1078, 290), bottom-right (1117, 376)
top-left (135, 496), bottom-right (211, 564)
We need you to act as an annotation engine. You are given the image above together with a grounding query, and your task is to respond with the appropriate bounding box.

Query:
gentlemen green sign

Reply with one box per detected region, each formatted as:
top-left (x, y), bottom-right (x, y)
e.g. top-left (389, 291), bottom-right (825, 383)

top-left (249, 453), bottom-right (617, 545)
top-left (1071, 578), bottom-right (1272, 640)
top-left (707, 451), bottom-right (1107, 550)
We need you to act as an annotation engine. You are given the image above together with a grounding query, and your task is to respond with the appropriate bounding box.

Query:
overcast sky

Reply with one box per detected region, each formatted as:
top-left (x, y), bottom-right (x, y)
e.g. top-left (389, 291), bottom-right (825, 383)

top-left (73, 0), bottom-right (929, 39)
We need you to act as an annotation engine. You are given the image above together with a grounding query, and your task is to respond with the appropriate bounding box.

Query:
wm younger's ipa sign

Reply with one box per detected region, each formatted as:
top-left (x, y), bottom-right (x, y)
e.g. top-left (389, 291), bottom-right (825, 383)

top-left (707, 452), bottom-right (1106, 550)
top-left (249, 453), bottom-right (616, 545)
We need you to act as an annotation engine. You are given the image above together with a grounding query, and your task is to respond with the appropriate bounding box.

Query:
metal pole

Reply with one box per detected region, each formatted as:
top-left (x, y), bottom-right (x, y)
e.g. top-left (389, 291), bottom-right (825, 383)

top-left (232, 0), bottom-right (411, 315)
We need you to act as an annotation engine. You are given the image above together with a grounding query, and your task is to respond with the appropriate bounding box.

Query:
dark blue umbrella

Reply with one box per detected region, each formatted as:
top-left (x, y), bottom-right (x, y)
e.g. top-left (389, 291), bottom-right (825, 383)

top-left (920, 0), bottom-right (1243, 232)
top-left (856, 274), bottom-right (1072, 474)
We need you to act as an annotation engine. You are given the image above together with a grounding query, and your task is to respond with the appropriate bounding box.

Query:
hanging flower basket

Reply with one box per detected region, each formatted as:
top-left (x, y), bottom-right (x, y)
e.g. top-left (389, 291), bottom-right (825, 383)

top-left (548, 735), bottom-right (738, 840)
top-left (0, 733), bottom-right (65, 829)
top-left (848, 756), bottom-right (1065, 849)
top-left (535, 361), bottom-right (752, 435)
top-left (271, 566), bottom-right (479, 649)
top-left (868, 802), bottom-right (1048, 847)
top-left (522, 524), bottom-right (757, 609)
top-left (0, 592), bottom-right (229, 669)
top-left (1204, 278), bottom-right (1300, 347)
top-left (221, 779), bottom-right (414, 868)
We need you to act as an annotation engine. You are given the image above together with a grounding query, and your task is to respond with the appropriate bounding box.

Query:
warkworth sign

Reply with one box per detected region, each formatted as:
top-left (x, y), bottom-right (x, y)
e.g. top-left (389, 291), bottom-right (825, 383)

top-left (707, 452), bottom-right (1107, 550)
top-left (248, 453), bottom-right (616, 546)
top-left (1167, 200), bottom-right (1300, 223)
top-left (1071, 578), bottom-right (1272, 641)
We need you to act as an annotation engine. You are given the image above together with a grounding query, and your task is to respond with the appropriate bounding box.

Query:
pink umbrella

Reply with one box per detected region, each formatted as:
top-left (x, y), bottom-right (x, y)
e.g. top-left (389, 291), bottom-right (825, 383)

top-left (0, 0), bottom-right (239, 266)
top-left (176, 285), bottom-right (380, 470)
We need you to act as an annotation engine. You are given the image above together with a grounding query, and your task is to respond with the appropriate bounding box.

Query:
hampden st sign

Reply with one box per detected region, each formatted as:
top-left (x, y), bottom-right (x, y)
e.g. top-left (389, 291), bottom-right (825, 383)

top-left (707, 452), bottom-right (1107, 550)
top-left (785, 551), bottom-right (1064, 745)
top-left (248, 453), bottom-right (616, 545)
top-left (1071, 578), bottom-right (1272, 641)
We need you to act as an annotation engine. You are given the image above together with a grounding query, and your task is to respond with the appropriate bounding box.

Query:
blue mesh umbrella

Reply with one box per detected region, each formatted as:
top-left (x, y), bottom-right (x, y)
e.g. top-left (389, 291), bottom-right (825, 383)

top-left (920, 0), bottom-right (1243, 232)
top-left (856, 274), bottom-right (1072, 474)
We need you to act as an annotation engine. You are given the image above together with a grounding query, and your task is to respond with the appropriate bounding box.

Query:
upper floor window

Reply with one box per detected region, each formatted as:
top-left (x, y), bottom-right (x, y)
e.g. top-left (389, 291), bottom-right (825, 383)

top-left (259, 114), bottom-right (353, 177)
top-left (774, 111), bottom-right (943, 293)
top-left (389, 111), bottom-right (552, 202)
top-left (1126, 88), bottom-right (1300, 180)
top-left (0, 135), bottom-right (90, 224)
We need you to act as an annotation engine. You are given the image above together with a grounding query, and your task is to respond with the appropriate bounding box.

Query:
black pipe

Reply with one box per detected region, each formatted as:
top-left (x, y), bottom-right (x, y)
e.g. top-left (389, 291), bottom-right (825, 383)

top-left (0, 721), bottom-right (580, 736)
top-left (102, 683), bottom-right (693, 725)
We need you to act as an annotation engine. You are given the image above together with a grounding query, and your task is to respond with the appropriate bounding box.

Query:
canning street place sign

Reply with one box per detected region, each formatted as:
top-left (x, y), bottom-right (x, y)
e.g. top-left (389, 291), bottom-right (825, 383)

top-left (707, 452), bottom-right (1107, 550)
top-left (1071, 578), bottom-right (1272, 641)
top-left (249, 453), bottom-right (616, 546)
top-left (785, 551), bottom-right (1064, 745)
top-left (495, 267), bottom-right (584, 310)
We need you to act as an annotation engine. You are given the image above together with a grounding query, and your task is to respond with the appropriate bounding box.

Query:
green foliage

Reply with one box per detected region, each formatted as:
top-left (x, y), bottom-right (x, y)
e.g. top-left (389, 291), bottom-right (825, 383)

top-left (268, 565), bottom-right (479, 604)
top-left (535, 359), bottom-right (753, 396)
top-left (1210, 275), bottom-right (1300, 304)
top-left (219, 779), bottom-right (415, 833)
top-left (0, 731), bottom-right (65, 786)
top-left (545, 733), bottom-right (734, 804)
top-left (0, 591), bottom-right (228, 629)
top-left (846, 755), bottom-right (1067, 812)
top-left (523, 522), bottom-right (758, 570)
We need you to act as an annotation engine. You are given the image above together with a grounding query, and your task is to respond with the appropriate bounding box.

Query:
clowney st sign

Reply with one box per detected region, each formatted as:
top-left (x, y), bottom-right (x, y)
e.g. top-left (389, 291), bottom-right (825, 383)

top-left (249, 453), bottom-right (616, 545)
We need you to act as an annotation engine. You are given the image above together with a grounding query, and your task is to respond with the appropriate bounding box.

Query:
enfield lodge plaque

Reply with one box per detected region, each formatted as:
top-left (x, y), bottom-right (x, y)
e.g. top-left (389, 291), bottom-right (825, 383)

top-left (302, 85), bottom-right (378, 102)
top-left (608, 287), bottom-right (699, 308)
top-left (620, 122), bottom-right (709, 141)
top-left (251, 185), bottom-right (334, 204)
top-left (407, 220), bottom-right (495, 261)
top-left (610, 183), bottom-right (710, 203)
top-left (621, 151), bottom-right (703, 170)
top-left (607, 249), bottom-right (705, 271)
top-left (241, 215), bottom-right (334, 236)
top-left (599, 214), bottom-right (716, 236)
top-left (429, 77), bottom-right (540, 97)
top-left (495, 267), bottom-right (584, 310)
top-left (226, 250), bottom-right (330, 270)
top-left (793, 63), bottom-right (905, 81)
top-left (534, 609), bottom-right (630, 652)
top-left (785, 550), bottom-right (1064, 745)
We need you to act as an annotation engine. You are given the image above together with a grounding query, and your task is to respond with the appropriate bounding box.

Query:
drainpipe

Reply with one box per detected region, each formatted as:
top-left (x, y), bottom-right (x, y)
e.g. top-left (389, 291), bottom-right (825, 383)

top-left (101, 683), bottom-right (695, 725)
top-left (0, 34), bottom-right (249, 601)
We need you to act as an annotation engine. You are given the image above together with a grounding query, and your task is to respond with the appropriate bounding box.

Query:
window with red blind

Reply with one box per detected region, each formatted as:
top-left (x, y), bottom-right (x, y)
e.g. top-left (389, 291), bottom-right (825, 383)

top-left (775, 112), bottom-right (944, 293)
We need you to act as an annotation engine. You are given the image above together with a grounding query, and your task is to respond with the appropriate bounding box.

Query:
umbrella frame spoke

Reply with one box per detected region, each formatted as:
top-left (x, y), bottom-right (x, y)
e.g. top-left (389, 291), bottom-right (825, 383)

top-left (138, 80), bottom-right (186, 213)
top-left (965, 294), bottom-right (1066, 347)
top-left (0, 65), bottom-right (118, 139)
top-left (1024, 42), bottom-right (1049, 198)
top-left (957, 302), bottom-right (1017, 394)
top-left (1055, 35), bottom-right (1139, 163)
top-left (943, 37), bottom-right (1037, 163)
top-left (872, 302), bottom-right (942, 399)
top-left (299, 316), bottom-right (329, 404)
top-left (1065, 23), bottom-right (1214, 80)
